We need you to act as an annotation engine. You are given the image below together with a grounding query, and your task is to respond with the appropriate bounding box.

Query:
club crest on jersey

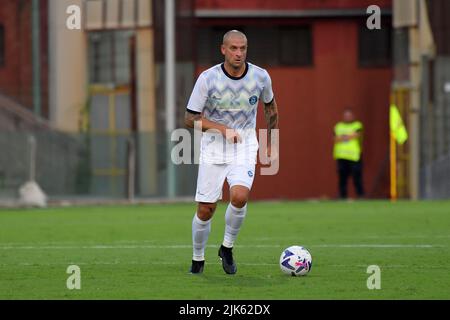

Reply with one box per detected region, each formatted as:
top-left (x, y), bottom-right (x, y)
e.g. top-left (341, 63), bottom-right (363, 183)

top-left (249, 95), bottom-right (258, 105)
top-left (248, 171), bottom-right (254, 177)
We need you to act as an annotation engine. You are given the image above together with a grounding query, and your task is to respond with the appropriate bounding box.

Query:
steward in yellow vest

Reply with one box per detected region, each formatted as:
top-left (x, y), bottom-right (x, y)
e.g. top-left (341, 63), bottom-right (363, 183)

top-left (333, 109), bottom-right (364, 199)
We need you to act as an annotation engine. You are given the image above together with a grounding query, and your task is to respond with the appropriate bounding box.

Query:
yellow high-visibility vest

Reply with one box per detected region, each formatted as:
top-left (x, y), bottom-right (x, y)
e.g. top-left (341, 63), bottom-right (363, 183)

top-left (333, 121), bottom-right (363, 162)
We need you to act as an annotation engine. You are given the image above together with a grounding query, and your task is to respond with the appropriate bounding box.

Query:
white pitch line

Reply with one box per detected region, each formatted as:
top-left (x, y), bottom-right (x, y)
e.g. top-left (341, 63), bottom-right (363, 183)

top-left (1, 262), bottom-right (450, 270)
top-left (1, 261), bottom-right (278, 267)
top-left (254, 235), bottom-right (450, 240)
top-left (0, 244), bottom-right (445, 250)
top-left (311, 244), bottom-right (443, 248)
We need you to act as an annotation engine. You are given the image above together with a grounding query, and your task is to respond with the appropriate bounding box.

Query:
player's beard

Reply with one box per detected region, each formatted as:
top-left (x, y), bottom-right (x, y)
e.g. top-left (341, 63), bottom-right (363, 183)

top-left (230, 59), bottom-right (245, 70)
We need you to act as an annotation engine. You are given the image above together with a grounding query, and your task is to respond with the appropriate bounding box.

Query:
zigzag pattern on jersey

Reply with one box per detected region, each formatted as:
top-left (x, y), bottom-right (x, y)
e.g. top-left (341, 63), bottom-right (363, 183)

top-left (207, 82), bottom-right (260, 102)
top-left (206, 82), bottom-right (260, 110)
top-left (203, 106), bottom-right (257, 130)
top-left (200, 64), bottom-right (267, 130)
top-left (205, 65), bottom-right (262, 104)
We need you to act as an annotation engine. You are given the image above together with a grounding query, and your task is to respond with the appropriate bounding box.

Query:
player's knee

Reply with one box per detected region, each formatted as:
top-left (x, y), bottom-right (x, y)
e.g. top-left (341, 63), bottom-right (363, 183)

top-left (231, 194), bottom-right (248, 209)
top-left (197, 203), bottom-right (216, 221)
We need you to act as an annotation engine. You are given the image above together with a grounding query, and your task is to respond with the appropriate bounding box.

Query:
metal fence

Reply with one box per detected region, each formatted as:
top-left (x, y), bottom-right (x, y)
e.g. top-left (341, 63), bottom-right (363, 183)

top-left (0, 130), bottom-right (197, 201)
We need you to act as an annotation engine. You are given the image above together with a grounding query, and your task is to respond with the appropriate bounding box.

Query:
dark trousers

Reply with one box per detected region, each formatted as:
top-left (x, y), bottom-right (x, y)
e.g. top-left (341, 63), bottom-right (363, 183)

top-left (337, 159), bottom-right (364, 199)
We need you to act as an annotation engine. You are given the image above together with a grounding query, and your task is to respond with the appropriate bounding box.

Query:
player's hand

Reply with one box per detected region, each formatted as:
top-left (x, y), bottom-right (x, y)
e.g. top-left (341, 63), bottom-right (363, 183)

top-left (225, 129), bottom-right (242, 144)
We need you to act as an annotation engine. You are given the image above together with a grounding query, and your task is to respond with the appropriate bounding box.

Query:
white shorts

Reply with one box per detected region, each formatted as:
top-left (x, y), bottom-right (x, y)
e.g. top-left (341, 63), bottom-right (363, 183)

top-left (195, 163), bottom-right (256, 203)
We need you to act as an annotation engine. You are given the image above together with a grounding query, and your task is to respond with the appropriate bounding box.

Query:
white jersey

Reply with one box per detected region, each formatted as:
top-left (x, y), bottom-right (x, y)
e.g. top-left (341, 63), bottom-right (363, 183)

top-left (187, 62), bottom-right (274, 164)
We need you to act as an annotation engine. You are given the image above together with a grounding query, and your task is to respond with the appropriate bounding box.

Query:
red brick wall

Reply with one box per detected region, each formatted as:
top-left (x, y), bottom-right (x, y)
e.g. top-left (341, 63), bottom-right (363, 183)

top-left (0, 0), bottom-right (48, 118)
top-left (252, 20), bottom-right (391, 200)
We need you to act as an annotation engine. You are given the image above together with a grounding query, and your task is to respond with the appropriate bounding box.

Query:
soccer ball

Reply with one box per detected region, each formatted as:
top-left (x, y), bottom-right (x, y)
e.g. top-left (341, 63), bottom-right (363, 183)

top-left (279, 246), bottom-right (312, 276)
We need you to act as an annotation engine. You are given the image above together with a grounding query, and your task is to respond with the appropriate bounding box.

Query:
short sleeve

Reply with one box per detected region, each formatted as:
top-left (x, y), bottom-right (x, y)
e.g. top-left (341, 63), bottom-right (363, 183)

top-left (187, 73), bottom-right (208, 113)
top-left (262, 70), bottom-right (274, 104)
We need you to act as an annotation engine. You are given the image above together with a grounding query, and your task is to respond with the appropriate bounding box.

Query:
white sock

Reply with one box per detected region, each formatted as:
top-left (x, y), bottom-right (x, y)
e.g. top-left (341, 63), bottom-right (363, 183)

top-left (223, 203), bottom-right (247, 248)
top-left (192, 213), bottom-right (212, 261)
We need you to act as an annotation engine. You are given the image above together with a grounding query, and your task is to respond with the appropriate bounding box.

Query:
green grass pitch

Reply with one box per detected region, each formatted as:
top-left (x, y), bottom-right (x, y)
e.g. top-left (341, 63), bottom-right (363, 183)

top-left (0, 200), bottom-right (449, 299)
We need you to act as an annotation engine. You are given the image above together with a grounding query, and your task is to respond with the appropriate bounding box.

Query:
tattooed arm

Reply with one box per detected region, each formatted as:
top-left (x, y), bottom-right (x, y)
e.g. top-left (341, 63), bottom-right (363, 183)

top-left (184, 110), bottom-right (242, 143)
top-left (184, 110), bottom-right (203, 129)
top-left (263, 97), bottom-right (279, 141)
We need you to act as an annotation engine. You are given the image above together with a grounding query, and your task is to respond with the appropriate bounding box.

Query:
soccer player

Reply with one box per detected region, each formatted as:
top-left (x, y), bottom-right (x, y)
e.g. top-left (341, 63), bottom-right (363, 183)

top-left (184, 30), bottom-right (279, 274)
